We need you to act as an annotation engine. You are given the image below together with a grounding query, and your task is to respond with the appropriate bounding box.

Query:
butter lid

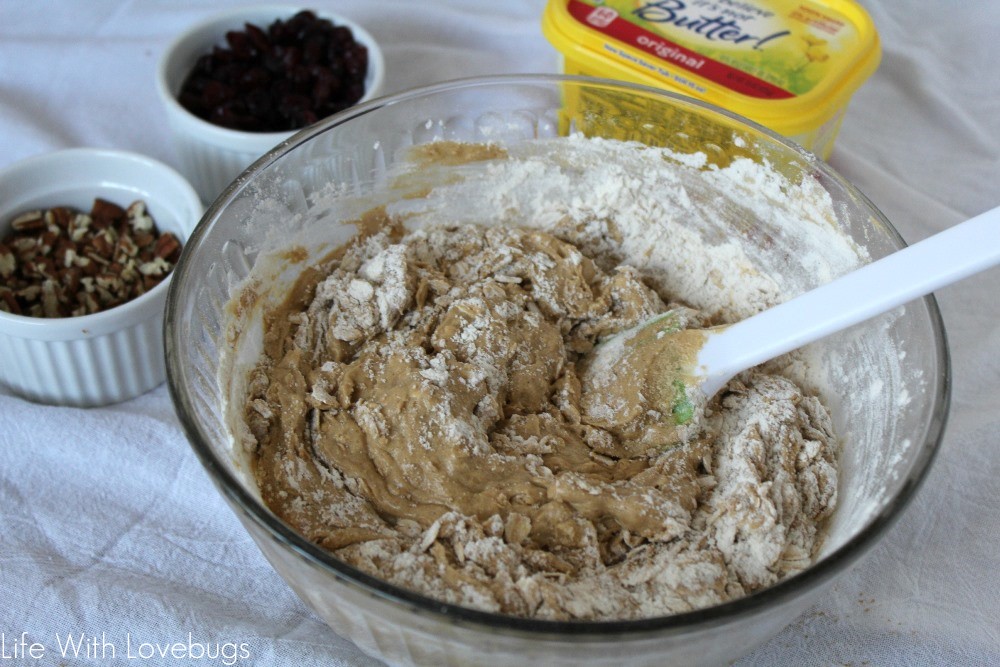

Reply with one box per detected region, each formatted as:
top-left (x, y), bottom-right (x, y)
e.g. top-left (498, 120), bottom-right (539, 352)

top-left (543, 0), bottom-right (881, 134)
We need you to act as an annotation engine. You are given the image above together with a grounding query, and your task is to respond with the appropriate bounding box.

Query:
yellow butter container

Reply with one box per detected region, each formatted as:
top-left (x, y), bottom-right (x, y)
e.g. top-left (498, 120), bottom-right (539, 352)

top-left (542, 0), bottom-right (881, 158)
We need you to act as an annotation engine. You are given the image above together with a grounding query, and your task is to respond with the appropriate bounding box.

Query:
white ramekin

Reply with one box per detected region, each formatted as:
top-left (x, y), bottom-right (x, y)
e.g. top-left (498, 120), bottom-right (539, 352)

top-left (155, 5), bottom-right (386, 204)
top-left (0, 148), bottom-right (203, 407)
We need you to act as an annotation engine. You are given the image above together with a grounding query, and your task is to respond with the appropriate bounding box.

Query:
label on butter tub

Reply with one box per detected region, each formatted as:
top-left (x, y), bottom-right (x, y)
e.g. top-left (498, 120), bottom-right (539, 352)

top-left (563, 0), bottom-right (870, 100)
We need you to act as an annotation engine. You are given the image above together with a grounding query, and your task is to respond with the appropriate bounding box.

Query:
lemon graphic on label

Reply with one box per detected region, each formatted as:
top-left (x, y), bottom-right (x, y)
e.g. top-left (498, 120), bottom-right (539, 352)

top-left (793, 32), bottom-right (830, 72)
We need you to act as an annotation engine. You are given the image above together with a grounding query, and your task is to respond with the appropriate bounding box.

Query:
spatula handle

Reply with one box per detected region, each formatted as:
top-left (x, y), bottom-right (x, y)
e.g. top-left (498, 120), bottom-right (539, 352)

top-left (698, 206), bottom-right (1000, 397)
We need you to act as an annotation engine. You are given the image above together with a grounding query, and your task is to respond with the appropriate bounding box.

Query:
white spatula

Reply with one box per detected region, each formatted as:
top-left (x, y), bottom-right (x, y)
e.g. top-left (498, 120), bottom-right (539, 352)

top-left (583, 205), bottom-right (1000, 424)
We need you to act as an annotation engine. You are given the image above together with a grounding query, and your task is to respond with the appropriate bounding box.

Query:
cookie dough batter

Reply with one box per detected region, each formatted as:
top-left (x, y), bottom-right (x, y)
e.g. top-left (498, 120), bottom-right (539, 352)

top-left (245, 220), bottom-right (839, 620)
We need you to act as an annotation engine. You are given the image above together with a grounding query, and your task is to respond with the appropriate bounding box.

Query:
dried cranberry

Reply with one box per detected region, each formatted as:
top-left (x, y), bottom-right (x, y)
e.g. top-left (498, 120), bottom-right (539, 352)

top-left (225, 30), bottom-right (255, 59)
top-left (244, 23), bottom-right (270, 52)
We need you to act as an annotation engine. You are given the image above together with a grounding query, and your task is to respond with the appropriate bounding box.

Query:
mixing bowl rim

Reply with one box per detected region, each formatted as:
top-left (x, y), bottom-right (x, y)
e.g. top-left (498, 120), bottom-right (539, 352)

top-left (165, 73), bottom-right (950, 638)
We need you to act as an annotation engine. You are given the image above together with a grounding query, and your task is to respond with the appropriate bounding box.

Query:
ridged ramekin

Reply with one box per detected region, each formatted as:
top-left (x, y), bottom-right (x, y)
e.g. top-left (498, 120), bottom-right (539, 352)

top-left (0, 148), bottom-right (202, 407)
top-left (155, 5), bottom-right (386, 204)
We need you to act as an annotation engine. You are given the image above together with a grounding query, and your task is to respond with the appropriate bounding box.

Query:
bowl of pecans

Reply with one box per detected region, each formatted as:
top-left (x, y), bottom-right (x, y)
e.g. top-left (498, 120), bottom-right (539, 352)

top-left (0, 148), bottom-right (202, 406)
top-left (155, 5), bottom-right (385, 204)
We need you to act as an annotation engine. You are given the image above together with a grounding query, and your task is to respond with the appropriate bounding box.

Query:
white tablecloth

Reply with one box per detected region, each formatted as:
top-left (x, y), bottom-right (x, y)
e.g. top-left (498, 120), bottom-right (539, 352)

top-left (1, 2), bottom-right (997, 665)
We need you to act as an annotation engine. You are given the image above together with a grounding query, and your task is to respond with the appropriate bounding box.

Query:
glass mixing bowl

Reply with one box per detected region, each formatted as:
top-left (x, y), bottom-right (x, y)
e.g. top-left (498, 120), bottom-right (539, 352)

top-left (165, 75), bottom-right (948, 666)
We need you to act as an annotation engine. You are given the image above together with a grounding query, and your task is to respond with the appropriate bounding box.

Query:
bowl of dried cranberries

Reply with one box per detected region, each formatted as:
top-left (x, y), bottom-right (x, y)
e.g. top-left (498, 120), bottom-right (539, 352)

top-left (156, 5), bottom-right (385, 203)
top-left (0, 148), bottom-right (202, 406)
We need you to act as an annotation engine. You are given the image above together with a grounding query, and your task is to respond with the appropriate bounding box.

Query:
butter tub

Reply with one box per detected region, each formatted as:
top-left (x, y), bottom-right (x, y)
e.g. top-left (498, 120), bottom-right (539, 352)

top-left (542, 0), bottom-right (881, 158)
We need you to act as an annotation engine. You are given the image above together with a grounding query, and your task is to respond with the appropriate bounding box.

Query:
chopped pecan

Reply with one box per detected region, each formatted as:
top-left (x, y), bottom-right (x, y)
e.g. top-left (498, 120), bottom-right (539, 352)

top-left (120, 260), bottom-right (139, 283)
top-left (80, 291), bottom-right (100, 315)
top-left (116, 233), bottom-right (140, 259)
top-left (38, 230), bottom-right (59, 256)
top-left (85, 251), bottom-right (110, 266)
top-left (69, 213), bottom-right (91, 242)
top-left (41, 280), bottom-right (63, 317)
top-left (139, 256), bottom-right (171, 277)
top-left (54, 238), bottom-right (77, 267)
top-left (11, 210), bottom-right (45, 232)
top-left (18, 285), bottom-right (41, 301)
top-left (90, 198), bottom-right (126, 227)
top-left (12, 236), bottom-right (36, 254)
top-left (0, 243), bottom-right (15, 278)
top-left (127, 200), bottom-right (155, 232)
top-left (0, 286), bottom-right (21, 314)
top-left (153, 232), bottom-right (182, 261)
top-left (62, 265), bottom-right (82, 294)
top-left (133, 231), bottom-right (154, 248)
top-left (45, 207), bottom-right (73, 231)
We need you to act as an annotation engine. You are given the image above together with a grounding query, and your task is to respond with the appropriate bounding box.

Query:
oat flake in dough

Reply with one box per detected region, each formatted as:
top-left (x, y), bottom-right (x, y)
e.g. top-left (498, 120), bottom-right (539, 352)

top-left (242, 137), bottom-right (848, 621)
